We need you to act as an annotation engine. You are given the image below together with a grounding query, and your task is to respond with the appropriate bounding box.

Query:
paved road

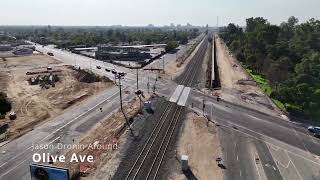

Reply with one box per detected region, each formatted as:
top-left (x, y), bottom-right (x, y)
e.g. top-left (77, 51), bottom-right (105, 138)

top-left (0, 41), bottom-right (185, 179)
top-left (189, 90), bottom-right (320, 180)
top-left (0, 86), bottom-right (137, 179)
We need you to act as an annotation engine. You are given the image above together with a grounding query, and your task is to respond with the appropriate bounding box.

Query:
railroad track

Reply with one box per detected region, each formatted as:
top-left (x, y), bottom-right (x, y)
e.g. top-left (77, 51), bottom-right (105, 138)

top-left (124, 35), bottom-right (209, 180)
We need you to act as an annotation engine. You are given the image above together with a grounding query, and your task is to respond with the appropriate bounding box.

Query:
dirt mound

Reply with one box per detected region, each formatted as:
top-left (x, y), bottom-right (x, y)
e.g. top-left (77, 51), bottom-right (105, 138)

top-left (72, 68), bottom-right (112, 83)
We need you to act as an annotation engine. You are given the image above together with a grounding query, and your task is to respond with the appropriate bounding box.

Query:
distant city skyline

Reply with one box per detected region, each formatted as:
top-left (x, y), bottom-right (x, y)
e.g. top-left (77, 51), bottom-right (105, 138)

top-left (1, 0), bottom-right (319, 26)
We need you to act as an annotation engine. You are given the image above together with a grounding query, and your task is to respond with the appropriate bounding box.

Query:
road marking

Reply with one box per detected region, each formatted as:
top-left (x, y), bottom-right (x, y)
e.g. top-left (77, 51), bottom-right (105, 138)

top-left (0, 158), bottom-right (29, 179)
top-left (276, 160), bottom-right (291, 169)
top-left (0, 89), bottom-right (121, 169)
top-left (169, 85), bottom-right (184, 103)
top-left (240, 170), bottom-right (242, 177)
top-left (0, 162), bottom-right (7, 168)
top-left (199, 109), bottom-right (320, 167)
top-left (237, 154), bottom-right (239, 161)
top-left (286, 151), bottom-right (303, 180)
top-left (177, 87), bottom-right (191, 106)
top-left (0, 135), bottom-right (61, 178)
top-left (289, 122), bottom-right (310, 154)
top-left (253, 154), bottom-right (263, 180)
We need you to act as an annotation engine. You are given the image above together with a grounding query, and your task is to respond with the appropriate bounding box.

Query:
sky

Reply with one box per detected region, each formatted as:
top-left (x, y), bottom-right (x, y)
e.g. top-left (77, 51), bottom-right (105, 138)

top-left (1, 0), bottom-right (319, 26)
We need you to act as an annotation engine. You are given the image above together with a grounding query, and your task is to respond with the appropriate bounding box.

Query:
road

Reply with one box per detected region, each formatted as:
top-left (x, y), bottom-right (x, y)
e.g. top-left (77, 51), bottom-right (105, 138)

top-left (189, 89), bottom-right (320, 180)
top-left (0, 43), bottom-right (182, 179)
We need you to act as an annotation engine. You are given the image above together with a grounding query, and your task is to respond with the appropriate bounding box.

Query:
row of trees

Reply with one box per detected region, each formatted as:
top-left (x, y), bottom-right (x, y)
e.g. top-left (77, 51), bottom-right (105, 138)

top-left (3, 26), bottom-right (200, 48)
top-left (220, 17), bottom-right (320, 119)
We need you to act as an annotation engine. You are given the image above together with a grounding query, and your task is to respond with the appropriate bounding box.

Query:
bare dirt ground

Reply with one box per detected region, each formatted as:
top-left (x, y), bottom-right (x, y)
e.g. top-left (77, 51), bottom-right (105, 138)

top-left (0, 55), bottom-right (113, 142)
top-left (0, 54), bottom-right (60, 68)
top-left (164, 35), bottom-right (205, 80)
top-left (168, 112), bottom-right (223, 180)
top-left (214, 35), bottom-right (282, 116)
top-left (55, 94), bottom-right (150, 179)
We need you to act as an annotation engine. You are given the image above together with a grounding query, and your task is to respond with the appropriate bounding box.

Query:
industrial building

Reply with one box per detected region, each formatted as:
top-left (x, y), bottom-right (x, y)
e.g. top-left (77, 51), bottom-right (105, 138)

top-left (95, 45), bottom-right (158, 61)
top-left (0, 44), bottom-right (35, 57)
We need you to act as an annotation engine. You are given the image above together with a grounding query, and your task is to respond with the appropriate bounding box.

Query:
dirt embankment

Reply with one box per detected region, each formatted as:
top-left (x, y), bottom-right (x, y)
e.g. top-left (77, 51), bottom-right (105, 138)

top-left (215, 36), bottom-right (253, 91)
top-left (168, 112), bottom-right (223, 180)
top-left (214, 36), bottom-right (281, 116)
top-left (0, 57), bottom-right (113, 142)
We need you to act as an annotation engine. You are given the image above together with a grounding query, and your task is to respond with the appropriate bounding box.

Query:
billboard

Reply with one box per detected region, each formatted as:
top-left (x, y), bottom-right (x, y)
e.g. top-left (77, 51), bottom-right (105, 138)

top-left (30, 164), bottom-right (69, 180)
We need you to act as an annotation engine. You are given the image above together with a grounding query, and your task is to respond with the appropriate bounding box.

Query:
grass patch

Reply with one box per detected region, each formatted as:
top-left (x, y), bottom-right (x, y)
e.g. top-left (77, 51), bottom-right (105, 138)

top-left (245, 69), bottom-right (272, 95)
top-left (245, 68), bottom-right (286, 110)
top-left (272, 99), bottom-right (286, 110)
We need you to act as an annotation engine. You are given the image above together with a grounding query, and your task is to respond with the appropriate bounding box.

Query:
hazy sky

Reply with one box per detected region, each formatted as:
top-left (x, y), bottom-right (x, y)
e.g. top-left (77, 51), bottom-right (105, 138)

top-left (1, 0), bottom-right (319, 26)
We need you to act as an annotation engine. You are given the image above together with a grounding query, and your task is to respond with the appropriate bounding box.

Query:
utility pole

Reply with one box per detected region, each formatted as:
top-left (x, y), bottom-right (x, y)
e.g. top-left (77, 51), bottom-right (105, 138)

top-left (135, 90), bottom-right (144, 114)
top-left (162, 55), bottom-right (165, 74)
top-left (136, 68), bottom-right (139, 90)
top-left (74, 55), bottom-right (76, 67)
top-left (217, 16), bottom-right (219, 32)
top-left (153, 77), bottom-right (158, 94)
top-left (147, 76), bottom-right (150, 93)
top-left (202, 99), bottom-right (206, 116)
top-left (113, 71), bottom-right (133, 133)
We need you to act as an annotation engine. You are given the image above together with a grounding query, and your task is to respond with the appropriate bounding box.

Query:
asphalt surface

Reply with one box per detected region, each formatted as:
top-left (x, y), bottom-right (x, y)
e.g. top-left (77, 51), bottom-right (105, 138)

top-left (189, 90), bottom-right (320, 180)
top-left (0, 86), bottom-right (137, 179)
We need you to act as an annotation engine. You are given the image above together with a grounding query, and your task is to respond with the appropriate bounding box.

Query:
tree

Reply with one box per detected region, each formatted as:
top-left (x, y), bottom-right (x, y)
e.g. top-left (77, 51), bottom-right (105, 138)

top-left (246, 17), bottom-right (268, 32)
top-left (165, 41), bottom-right (179, 52)
top-left (0, 92), bottom-right (11, 115)
top-left (220, 16), bottom-right (320, 119)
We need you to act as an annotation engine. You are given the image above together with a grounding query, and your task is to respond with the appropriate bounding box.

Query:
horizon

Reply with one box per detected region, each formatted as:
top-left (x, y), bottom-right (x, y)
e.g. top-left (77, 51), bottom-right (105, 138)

top-left (1, 0), bottom-right (319, 26)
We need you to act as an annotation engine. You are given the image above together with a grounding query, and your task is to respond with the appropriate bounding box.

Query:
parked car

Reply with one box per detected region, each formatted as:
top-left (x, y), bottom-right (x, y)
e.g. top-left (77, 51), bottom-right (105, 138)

top-left (47, 52), bottom-right (54, 56)
top-left (47, 67), bottom-right (52, 70)
top-left (96, 65), bottom-right (101, 69)
top-left (105, 68), bottom-right (110, 72)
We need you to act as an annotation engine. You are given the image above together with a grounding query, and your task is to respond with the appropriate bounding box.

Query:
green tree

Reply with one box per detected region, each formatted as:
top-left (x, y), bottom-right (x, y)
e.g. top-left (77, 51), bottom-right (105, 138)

top-left (165, 41), bottom-right (179, 52)
top-left (0, 92), bottom-right (11, 115)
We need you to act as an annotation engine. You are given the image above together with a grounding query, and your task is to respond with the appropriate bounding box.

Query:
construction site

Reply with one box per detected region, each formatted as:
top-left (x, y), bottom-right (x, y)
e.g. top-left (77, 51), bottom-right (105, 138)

top-left (0, 54), bottom-right (113, 143)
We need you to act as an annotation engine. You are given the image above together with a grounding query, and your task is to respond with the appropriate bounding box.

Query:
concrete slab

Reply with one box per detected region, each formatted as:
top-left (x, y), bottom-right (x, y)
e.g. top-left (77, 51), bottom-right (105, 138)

top-left (177, 87), bottom-right (191, 106)
top-left (169, 85), bottom-right (184, 103)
